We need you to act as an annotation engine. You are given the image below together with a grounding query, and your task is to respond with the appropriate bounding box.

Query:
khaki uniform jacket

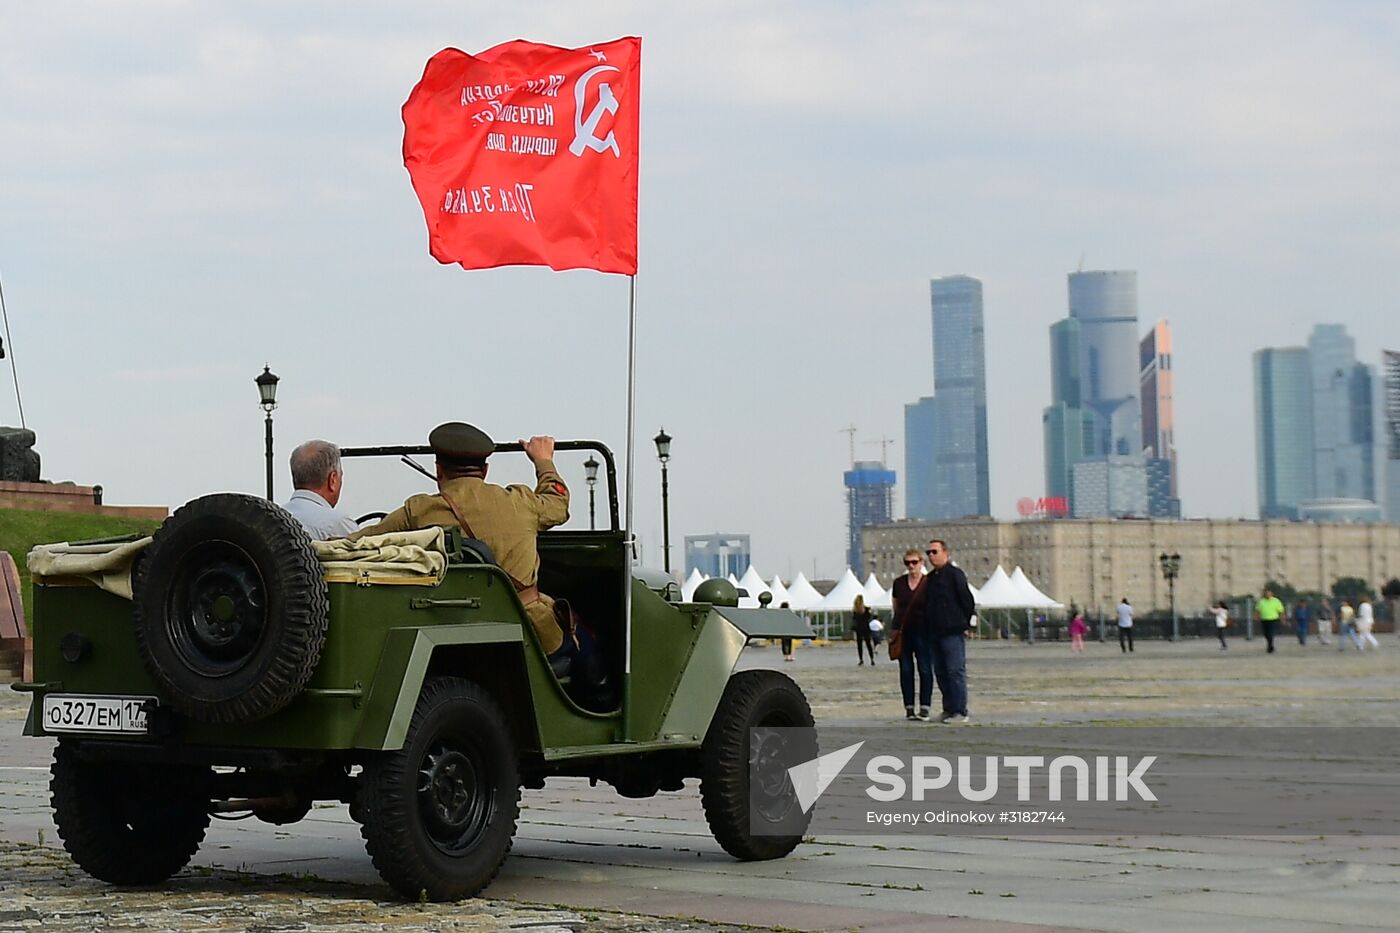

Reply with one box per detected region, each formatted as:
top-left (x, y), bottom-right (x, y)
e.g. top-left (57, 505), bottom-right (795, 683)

top-left (349, 460), bottom-right (570, 650)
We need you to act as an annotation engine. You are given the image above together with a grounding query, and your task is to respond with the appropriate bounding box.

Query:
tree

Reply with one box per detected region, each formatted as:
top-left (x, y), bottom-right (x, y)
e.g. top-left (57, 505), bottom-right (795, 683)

top-left (1383, 578), bottom-right (1400, 625)
top-left (1263, 580), bottom-right (1299, 602)
top-left (1331, 576), bottom-right (1376, 605)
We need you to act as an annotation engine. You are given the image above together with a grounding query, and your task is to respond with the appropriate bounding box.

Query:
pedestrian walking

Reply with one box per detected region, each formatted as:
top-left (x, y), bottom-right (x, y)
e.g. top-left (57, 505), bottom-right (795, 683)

top-left (779, 602), bottom-right (795, 662)
top-left (1337, 600), bottom-right (1359, 651)
top-left (1116, 598), bottom-right (1135, 653)
top-left (1357, 596), bottom-right (1379, 650)
top-left (1316, 602), bottom-right (1333, 645)
top-left (1210, 601), bottom-right (1230, 650)
top-left (1069, 607), bottom-right (1088, 653)
top-left (891, 548), bottom-right (932, 721)
top-left (1293, 600), bottom-right (1311, 646)
top-left (921, 539), bottom-right (977, 723)
top-left (851, 595), bottom-right (877, 666)
top-left (1256, 589), bottom-right (1284, 653)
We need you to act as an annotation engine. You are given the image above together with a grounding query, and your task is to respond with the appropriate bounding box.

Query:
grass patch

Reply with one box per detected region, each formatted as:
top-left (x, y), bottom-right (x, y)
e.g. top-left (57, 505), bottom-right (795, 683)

top-left (0, 507), bottom-right (161, 625)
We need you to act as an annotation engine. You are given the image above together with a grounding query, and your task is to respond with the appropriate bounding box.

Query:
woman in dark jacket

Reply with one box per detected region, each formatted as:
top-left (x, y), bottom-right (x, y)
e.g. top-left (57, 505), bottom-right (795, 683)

top-left (891, 548), bottom-right (933, 720)
top-left (851, 595), bottom-right (876, 665)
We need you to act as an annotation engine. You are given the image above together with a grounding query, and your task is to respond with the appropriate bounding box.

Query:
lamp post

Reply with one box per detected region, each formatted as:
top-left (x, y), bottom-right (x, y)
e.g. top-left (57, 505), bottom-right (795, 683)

top-left (653, 428), bottom-right (672, 573)
top-left (584, 455), bottom-right (600, 531)
top-left (255, 365), bottom-right (280, 500)
top-left (1159, 551), bottom-right (1182, 641)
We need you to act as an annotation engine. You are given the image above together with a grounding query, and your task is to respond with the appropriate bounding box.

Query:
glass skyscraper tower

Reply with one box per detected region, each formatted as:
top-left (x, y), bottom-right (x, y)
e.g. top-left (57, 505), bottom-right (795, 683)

top-left (1254, 347), bottom-right (1315, 519)
top-left (1308, 325), bottom-right (1376, 503)
top-left (1043, 270), bottom-right (1176, 518)
top-left (1385, 350), bottom-right (1400, 523)
top-left (1068, 270), bottom-right (1142, 457)
top-left (903, 275), bottom-right (990, 520)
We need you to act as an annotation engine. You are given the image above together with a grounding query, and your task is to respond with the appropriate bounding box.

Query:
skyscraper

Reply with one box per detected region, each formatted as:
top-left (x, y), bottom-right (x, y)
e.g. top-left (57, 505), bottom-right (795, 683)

top-left (1069, 271), bottom-right (1141, 457)
top-left (1042, 317), bottom-right (1094, 505)
top-left (1043, 402), bottom-right (1095, 503)
top-left (1384, 350), bottom-right (1400, 523)
top-left (1139, 320), bottom-right (1176, 493)
top-left (903, 275), bottom-right (990, 520)
top-left (845, 460), bottom-right (896, 572)
top-left (1140, 319), bottom-right (1181, 517)
top-left (903, 396), bottom-right (938, 520)
top-left (1254, 347), bottom-right (1315, 519)
top-left (1308, 325), bottom-right (1376, 502)
top-left (1044, 270), bottom-right (1175, 518)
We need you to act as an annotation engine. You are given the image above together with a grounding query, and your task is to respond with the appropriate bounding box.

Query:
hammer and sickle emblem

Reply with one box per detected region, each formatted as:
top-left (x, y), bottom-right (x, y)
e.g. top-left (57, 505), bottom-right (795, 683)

top-left (569, 64), bottom-right (621, 157)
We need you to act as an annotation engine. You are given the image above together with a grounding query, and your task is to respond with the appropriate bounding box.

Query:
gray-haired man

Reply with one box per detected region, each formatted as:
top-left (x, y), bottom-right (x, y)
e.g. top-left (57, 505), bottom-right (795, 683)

top-left (282, 440), bottom-right (358, 540)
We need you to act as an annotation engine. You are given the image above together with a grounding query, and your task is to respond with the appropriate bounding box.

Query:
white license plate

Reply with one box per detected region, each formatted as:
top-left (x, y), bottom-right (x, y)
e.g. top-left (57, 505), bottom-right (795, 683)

top-left (42, 694), bottom-right (156, 734)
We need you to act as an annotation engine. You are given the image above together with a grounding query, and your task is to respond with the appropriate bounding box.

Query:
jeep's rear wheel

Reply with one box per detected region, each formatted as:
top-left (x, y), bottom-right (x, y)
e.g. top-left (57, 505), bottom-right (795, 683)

top-left (358, 678), bottom-right (520, 901)
top-left (134, 493), bottom-right (328, 723)
top-left (50, 742), bottom-right (211, 885)
top-left (700, 670), bottom-right (815, 861)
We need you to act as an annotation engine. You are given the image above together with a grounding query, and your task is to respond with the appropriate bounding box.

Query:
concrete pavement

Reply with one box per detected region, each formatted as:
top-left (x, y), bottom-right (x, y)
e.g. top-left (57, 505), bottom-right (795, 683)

top-left (3, 639), bottom-right (1399, 931)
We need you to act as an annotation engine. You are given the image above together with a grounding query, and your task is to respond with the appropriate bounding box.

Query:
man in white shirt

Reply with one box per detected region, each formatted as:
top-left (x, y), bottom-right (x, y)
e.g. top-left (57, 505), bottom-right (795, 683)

top-left (282, 440), bottom-right (359, 540)
top-left (1116, 597), bottom-right (1134, 653)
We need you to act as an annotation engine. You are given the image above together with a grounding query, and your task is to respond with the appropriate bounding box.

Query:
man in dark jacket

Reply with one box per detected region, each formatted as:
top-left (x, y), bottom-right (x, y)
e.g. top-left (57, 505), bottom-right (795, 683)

top-left (921, 539), bottom-right (977, 723)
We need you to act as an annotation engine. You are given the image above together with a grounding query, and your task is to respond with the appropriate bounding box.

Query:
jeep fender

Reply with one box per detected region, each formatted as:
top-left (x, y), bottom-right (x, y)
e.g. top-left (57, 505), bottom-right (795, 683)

top-left (352, 623), bottom-right (533, 752)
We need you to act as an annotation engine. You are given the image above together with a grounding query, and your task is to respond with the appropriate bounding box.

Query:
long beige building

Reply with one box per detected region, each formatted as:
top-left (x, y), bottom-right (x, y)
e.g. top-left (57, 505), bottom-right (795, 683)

top-left (863, 518), bottom-right (1400, 615)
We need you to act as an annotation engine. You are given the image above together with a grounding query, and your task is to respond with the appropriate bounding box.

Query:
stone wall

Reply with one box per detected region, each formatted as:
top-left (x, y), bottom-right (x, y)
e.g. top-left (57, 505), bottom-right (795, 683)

top-left (0, 481), bottom-right (167, 521)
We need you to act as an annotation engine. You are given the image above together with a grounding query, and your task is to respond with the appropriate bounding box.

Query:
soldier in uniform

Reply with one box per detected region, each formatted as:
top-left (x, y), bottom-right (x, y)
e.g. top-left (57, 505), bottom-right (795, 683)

top-left (350, 423), bottom-right (571, 656)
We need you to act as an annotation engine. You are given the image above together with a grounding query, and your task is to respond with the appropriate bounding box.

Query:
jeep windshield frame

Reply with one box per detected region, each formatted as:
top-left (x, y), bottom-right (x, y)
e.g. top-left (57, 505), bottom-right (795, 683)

top-left (339, 440), bottom-right (622, 532)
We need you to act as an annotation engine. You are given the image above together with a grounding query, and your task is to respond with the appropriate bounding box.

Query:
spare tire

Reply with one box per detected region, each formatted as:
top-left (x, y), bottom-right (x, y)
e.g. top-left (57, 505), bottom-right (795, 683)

top-left (133, 493), bottom-right (328, 724)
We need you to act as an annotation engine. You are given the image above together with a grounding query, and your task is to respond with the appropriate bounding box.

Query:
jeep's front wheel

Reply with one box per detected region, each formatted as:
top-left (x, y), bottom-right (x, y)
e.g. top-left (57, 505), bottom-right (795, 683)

top-left (358, 678), bottom-right (520, 901)
top-left (50, 742), bottom-right (212, 885)
top-left (700, 670), bottom-right (816, 861)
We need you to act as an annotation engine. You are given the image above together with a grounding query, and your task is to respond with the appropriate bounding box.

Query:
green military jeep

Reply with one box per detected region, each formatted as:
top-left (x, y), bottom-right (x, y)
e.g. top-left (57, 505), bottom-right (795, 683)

top-left (16, 440), bottom-right (816, 901)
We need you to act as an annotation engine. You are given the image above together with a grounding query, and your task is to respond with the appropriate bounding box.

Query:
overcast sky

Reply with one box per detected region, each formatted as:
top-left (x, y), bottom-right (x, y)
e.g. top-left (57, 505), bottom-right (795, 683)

top-left (2, 2), bottom-right (1397, 580)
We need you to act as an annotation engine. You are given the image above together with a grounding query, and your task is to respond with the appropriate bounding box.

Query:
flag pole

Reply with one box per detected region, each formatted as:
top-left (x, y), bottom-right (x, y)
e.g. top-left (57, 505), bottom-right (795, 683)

top-left (622, 273), bottom-right (637, 742)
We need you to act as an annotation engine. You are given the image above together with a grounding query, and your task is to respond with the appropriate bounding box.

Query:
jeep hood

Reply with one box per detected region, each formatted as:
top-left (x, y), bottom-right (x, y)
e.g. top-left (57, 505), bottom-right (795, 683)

top-left (710, 606), bottom-right (815, 638)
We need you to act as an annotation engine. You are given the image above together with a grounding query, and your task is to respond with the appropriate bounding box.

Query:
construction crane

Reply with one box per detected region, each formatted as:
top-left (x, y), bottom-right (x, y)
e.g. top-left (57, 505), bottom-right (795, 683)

top-left (838, 424), bottom-right (857, 467)
top-left (865, 435), bottom-right (895, 465)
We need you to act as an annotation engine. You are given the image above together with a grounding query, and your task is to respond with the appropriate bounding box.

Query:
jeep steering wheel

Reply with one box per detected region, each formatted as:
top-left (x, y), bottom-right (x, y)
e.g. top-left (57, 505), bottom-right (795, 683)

top-left (355, 512), bottom-right (388, 526)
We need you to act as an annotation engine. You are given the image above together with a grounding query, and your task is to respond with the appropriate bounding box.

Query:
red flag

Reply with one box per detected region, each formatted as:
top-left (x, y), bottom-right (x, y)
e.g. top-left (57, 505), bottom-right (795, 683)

top-left (401, 38), bottom-right (640, 275)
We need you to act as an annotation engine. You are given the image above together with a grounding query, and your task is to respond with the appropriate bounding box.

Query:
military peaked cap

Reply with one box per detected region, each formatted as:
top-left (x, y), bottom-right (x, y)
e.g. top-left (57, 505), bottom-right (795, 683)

top-left (429, 422), bottom-right (495, 463)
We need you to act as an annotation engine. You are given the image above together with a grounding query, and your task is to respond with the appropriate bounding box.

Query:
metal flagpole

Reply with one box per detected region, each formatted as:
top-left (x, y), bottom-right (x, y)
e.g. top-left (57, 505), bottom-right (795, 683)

top-left (622, 274), bottom-right (637, 741)
top-left (0, 273), bottom-right (26, 430)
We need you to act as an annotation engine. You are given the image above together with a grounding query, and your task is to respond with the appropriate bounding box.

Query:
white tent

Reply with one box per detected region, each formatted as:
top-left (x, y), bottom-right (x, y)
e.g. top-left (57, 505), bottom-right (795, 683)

top-left (862, 573), bottom-right (893, 610)
top-left (767, 574), bottom-right (791, 608)
top-left (681, 568), bottom-right (707, 602)
top-left (817, 569), bottom-right (866, 611)
top-left (726, 573), bottom-right (740, 587)
top-left (737, 566), bottom-right (772, 604)
top-left (784, 572), bottom-right (824, 611)
top-left (973, 565), bottom-right (1020, 608)
top-left (952, 562), bottom-right (980, 601)
top-left (1007, 566), bottom-right (1064, 609)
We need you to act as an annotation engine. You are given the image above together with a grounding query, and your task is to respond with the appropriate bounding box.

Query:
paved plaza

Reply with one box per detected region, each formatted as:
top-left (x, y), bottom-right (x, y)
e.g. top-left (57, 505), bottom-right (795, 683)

top-left (3, 637), bottom-right (1399, 931)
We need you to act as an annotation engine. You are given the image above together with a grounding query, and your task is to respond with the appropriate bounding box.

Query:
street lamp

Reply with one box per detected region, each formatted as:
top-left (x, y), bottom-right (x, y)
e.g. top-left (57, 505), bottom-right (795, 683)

top-left (653, 428), bottom-right (672, 573)
top-left (1158, 551), bottom-right (1182, 641)
top-left (255, 365), bottom-right (280, 500)
top-left (584, 455), bottom-right (600, 531)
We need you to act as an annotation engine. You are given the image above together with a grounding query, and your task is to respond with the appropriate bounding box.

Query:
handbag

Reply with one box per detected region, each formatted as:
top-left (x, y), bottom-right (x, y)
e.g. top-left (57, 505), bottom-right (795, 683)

top-left (887, 627), bottom-right (903, 660)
